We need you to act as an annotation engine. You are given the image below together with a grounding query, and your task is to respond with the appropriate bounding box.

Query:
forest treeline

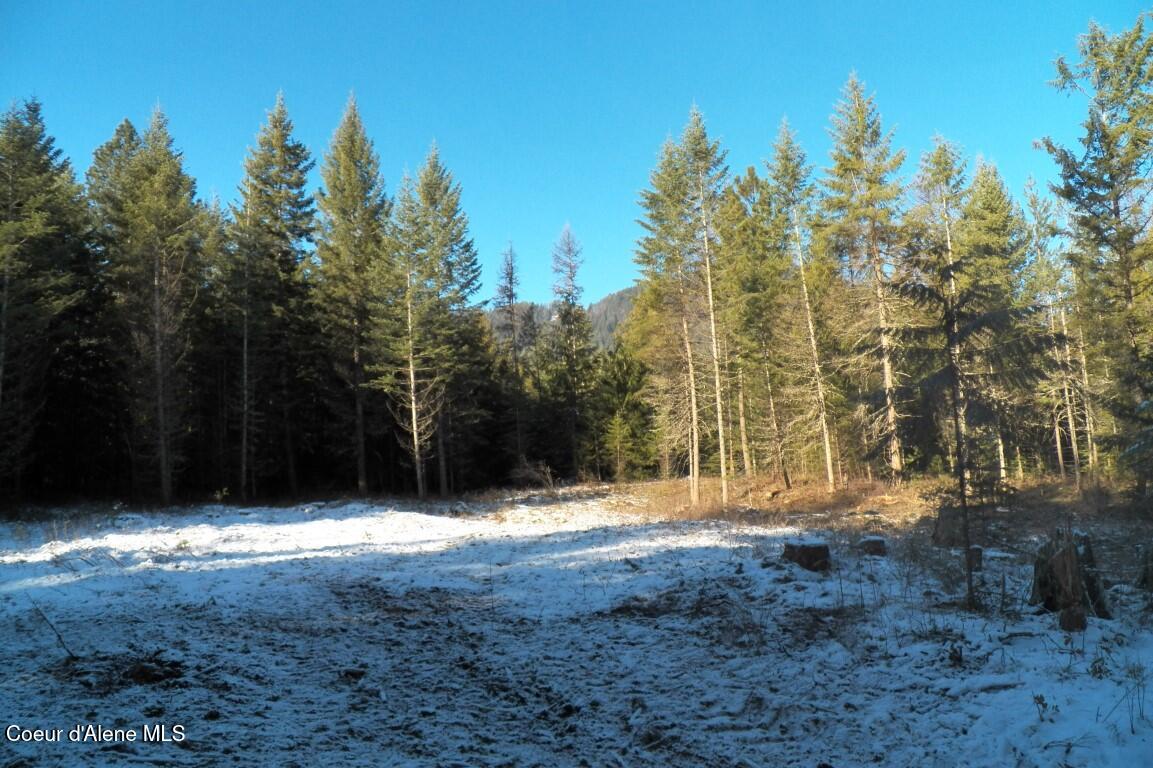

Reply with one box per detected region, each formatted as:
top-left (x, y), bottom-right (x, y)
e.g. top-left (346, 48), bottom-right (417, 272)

top-left (1, 14), bottom-right (1151, 507)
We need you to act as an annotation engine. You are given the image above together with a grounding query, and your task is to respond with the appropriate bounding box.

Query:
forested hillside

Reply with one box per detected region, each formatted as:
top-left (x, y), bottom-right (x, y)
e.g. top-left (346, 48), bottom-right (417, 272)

top-left (2, 13), bottom-right (1151, 508)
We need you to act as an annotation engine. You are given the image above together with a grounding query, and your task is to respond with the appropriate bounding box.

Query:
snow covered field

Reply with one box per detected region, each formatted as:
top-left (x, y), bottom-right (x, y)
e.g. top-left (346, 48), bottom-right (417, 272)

top-left (1, 489), bottom-right (1150, 767)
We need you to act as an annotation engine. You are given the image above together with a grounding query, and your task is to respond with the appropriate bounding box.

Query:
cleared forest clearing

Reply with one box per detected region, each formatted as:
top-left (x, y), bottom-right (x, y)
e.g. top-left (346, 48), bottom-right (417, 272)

top-left (1, 485), bottom-right (1150, 767)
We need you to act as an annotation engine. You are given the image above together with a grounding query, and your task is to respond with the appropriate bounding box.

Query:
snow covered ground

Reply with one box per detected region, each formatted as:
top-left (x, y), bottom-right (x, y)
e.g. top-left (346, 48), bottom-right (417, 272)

top-left (1, 489), bottom-right (1150, 767)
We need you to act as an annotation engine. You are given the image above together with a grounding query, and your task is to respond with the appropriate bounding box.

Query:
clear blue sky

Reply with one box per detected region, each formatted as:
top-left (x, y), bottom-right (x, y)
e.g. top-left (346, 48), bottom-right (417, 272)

top-left (1, 1), bottom-right (1147, 304)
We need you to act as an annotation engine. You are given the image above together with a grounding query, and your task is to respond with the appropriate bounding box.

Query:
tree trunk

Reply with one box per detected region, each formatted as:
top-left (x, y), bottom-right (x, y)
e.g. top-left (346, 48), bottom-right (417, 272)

top-left (794, 222), bottom-right (835, 492)
top-left (763, 361), bottom-right (791, 490)
top-left (1046, 308), bottom-right (1067, 482)
top-left (406, 289), bottom-right (425, 497)
top-left (737, 366), bottom-right (752, 478)
top-left (1058, 308), bottom-right (1082, 490)
top-left (352, 318), bottom-right (368, 497)
top-left (240, 289), bottom-right (250, 502)
top-left (437, 413), bottom-right (448, 497)
top-left (681, 313), bottom-right (700, 506)
top-left (873, 264), bottom-right (902, 483)
top-left (700, 184), bottom-right (727, 507)
top-left (1075, 321), bottom-right (1098, 471)
top-left (940, 196), bottom-right (974, 606)
top-left (995, 426), bottom-right (1008, 482)
top-left (152, 250), bottom-right (173, 506)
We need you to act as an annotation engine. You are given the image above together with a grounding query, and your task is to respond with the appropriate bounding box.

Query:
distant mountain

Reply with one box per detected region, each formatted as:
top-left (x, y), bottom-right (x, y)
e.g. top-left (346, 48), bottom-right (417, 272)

top-left (587, 286), bottom-right (637, 349)
top-left (486, 285), bottom-right (636, 351)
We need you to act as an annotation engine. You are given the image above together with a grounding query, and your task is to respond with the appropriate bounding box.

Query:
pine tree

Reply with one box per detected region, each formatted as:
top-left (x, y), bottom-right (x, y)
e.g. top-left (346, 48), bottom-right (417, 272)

top-left (1041, 13), bottom-right (1153, 489)
top-left (379, 145), bottom-right (485, 496)
top-left (494, 242), bottom-right (526, 461)
top-left (903, 141), bottom-right (1038, 607)
top-left (635, 137), bottom-right (702, 502)
top-left (543, 224), bottom-right (597, 476)
top-left (680, 109), bottom-right (731, 505)
top-left (88, 110), bottom-right (202, 504)
top-left (634, 109), bottom-right (729, 505)
top-left (229, 93), bottom-right (316, 499)
top-left (315, 97), bottom-right (389, 496)
top-left (0, 99), bottom-right (84, 493)
top-left (822, 74), bottom-right (907, 482)
top-left (766, 123), bottom-right (836, 491)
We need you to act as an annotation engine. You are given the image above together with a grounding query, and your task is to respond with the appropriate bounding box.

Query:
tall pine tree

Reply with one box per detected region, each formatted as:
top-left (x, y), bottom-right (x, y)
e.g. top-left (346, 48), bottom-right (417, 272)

top-left (229, 93), bottom-right (316, 500)
top-left (315, 97), bottom-right (389, 496)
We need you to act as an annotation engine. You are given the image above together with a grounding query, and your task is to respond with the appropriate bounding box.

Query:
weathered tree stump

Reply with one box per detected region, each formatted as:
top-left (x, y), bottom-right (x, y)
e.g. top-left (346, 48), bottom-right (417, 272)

top-left (932, 506), bottom-right (966, 547)
top-left (783, 541), bottom-right (831, 572)
top-left (1029, 531), bottom-right (1110, 624)
top-left (859, 536), bottom-right (887, 557)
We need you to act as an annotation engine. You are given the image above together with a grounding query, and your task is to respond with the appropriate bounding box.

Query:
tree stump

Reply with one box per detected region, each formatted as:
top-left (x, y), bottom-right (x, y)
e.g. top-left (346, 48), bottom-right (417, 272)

top-left (859, 536), bottom-right (887, 557)
top-left (1028, 531), bottom-right (1110, 624)
top-left (783, 541), bottom-right (831, 572)
top-left (932, 506), bottom-right (966, 547)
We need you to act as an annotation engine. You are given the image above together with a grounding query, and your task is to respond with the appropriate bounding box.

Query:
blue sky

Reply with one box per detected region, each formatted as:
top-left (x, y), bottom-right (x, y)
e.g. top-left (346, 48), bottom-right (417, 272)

top-left (1, 1), bottom-right (1147, 304)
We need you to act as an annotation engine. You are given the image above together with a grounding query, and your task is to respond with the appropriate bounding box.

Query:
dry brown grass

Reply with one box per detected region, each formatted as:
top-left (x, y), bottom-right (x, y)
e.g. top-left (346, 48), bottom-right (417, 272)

top-left (622, 475), bottom-right (936, 535)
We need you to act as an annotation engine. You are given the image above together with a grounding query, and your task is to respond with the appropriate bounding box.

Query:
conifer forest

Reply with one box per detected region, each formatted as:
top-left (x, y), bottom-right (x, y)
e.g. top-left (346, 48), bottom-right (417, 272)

top-left (6, 9), bottom-right (1153, 768)
top-left (2, 13), bottom-right (1152, 514)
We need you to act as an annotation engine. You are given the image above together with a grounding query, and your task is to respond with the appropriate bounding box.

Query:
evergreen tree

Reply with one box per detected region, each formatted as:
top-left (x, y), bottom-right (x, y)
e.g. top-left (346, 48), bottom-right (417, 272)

top-left (315, 97), bottom-right (389, 496)
top-left (494, 242), bottom-right (526, 462)
top-left (229, 93), bottom-right (316, 499)
top-left (903, 141), bottom-right (1038, 606)
top-left (765, 123), bottom-right (838, 490)
top-left (680, 109), bottom-right (731, 504)
top-left (88, 110), bottom-right (202, 504)
top-left (596, 344), bottom-right (654, 480)
top-left (542, 225), bottom-right (597, 476)
top-left (0, 99), bottom-right (85, 493)
top-left (635, 137), bottom-right (701, 501)
top-left (633, 109), bottom-right (729, 505)
top-left (1041, 13), bottom-right (1153, 489)
top-left (379, 145), bottom-right (486, 495)
top-left (821, 74), bottom-right (907, 482)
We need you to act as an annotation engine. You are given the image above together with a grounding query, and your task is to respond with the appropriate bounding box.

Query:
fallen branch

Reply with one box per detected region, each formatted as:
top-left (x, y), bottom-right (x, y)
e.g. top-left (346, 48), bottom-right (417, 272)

top-left (25, 591), bottom-right (78, 660)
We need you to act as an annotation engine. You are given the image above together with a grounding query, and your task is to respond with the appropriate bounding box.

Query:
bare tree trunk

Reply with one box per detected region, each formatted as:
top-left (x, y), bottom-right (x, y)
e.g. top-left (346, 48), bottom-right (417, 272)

top-left (763, 362), bottom-right (791, 489)
top-left (794, 223), bottom-right (835, 492)
top-left (832, 425), bottom-right (846, 487)
top-left (1075, 322), bottom-right (1098, 471)
top-left (1061, 378), bottom-right (1082, 489)
top-left (873, 265), bottom-right (902, 482)
top-left (406, 288), bottom-right (425, 498)
top-left (1015, 445), bottom-right (1025, 482)
top-left (700, 193), bottom-right (727, 507)
top-left (1047, 307), bottom-right (1069, 483)
top-left (737, 366), bottom-right (752, 477)
top-left (353, 326), bottom-right (367, 497)
top-left (240, 301), bottom-right (250, 502)
top-left (1058, 307), bottom-right (1082, 490)
top-left (863, 208), bottom-right (903, 482)
top-left (153, 252), bottom-right (172, 506)
top-left (280, 366), bottom-right (298, 497)
top-left (681, 314), bottom-right (700, 506)
top-left (943, 211), bottom-right (975, 607)
top-left (437, 413), bottom-right (448, 497)
top-left (995, 427), bottom-right (1008, 482)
